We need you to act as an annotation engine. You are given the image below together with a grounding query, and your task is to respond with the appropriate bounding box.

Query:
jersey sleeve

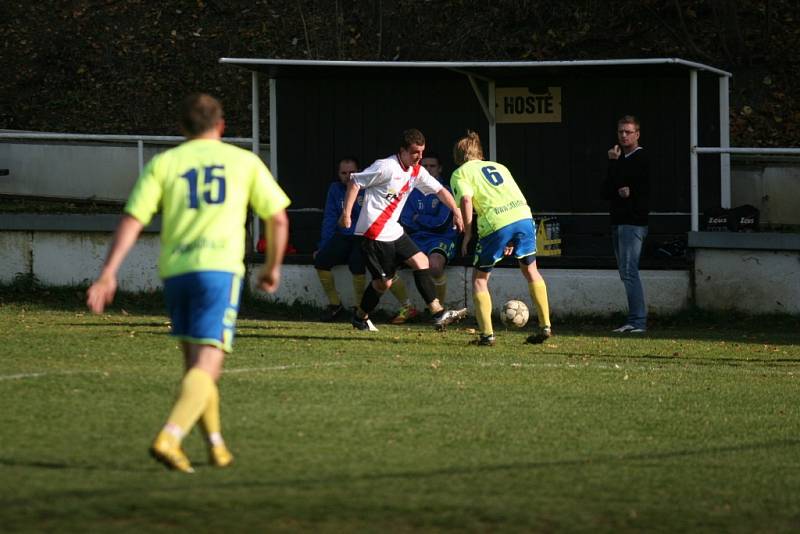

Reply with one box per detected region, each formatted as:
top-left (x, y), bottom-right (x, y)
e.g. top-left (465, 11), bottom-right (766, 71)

top-left (318, 183), bottom-right (341, 250)
top-left (415, 187), bottom-right (453, 231)
top-left (249, 158), bottom-right (291, 219)
top-left (350, 160), bottom-right (388, 189)
top-left (449, 167), bottom-right (474, 206)
top-left (414, 167), bottom-right (443, 196)
top-left (124, 156), bottom-right (163, 226)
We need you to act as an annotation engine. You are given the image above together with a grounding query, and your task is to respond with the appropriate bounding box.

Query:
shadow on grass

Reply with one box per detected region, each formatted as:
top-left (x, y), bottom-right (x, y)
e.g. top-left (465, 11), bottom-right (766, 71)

top-left (66, 322), bottom-right (169, 328)
top-left (0, 456), bottom-right (148, 473)
top-left (547, 350), bottom-right (800, 367)
top-left (1, 438), bottom-right (798, 495)
top-left (3, 280), bottom-right (798, 344)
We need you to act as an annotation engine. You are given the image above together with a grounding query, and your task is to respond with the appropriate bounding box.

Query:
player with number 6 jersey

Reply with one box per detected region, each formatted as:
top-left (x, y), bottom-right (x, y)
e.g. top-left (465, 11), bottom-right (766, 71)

top-left (450, 130), bottom-right (552, 346)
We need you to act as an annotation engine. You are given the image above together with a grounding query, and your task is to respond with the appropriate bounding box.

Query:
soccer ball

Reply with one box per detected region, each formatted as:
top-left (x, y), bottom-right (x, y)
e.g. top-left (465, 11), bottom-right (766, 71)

top-left (501, 299), bottom-right (529, 328)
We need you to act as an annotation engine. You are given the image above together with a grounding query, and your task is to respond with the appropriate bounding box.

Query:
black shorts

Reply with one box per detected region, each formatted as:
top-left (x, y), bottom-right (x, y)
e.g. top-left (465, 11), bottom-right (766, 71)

top-left (314, 233), bottom-right (365, 274)
top-left (361, 233), bottom-right (421, 281)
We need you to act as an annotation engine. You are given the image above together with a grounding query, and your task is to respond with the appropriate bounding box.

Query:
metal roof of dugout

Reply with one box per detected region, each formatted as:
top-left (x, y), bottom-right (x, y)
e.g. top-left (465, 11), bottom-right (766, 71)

top-left (220, 57), bottom-right (734, 236)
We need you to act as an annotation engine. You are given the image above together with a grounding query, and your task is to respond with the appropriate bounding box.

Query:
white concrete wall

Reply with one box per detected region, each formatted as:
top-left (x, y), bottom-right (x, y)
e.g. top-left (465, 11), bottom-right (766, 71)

top-left (248, 264), bottom-right (691, 316)
top-left (0, 230), bottom-right (161, 290)
top-left (0, 232), bottom-right (32, 280)
top-left (695, 248), bottom-right (800, 313)
top-left (732, 163), bottom-right (800, 226)
top-left (0, 140), bottom-right (268, 202)
top-left (0, 142), bottom-right (163, 201)
top-left (0, 230), bottom-right (690, 316)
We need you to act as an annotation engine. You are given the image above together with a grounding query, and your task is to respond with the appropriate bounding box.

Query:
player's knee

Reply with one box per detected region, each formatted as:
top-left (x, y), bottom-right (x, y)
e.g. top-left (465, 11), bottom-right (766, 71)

top-left (374, 279), bottom-right (390, 292)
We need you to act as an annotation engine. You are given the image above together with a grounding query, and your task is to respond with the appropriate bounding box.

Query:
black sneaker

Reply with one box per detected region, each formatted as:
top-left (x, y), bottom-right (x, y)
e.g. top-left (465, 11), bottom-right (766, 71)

top-left (351, 315), bottom-right (379, 331)
top-left (433, 308), bottom-right (468, 331)
top-left (525, 326), bottom-right (553, 344)
top-left (469, 334), bottom-right (496, 346)
top-left (320, 304), bottom-right (344, 322)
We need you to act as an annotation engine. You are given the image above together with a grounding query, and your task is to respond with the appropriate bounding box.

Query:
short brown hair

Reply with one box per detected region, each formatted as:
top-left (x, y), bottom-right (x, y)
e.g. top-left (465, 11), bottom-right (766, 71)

top-left (452, 130), bottom-right (484, 166)
top-left (617, 115), bottom-right (640, 130)
top-left (400, 128), bottom-right (426, 149)
top-left (179, 93), bottom-right (224, 137)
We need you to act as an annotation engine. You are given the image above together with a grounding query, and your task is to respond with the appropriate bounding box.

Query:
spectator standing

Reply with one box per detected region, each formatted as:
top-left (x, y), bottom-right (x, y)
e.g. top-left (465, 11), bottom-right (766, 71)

top-left (603, 115), bottom-right (650, 334)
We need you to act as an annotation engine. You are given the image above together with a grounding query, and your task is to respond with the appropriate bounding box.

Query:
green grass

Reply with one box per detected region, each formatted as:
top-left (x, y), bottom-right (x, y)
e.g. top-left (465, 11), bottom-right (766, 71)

top-left (1, 291), bottom-right (799, 533)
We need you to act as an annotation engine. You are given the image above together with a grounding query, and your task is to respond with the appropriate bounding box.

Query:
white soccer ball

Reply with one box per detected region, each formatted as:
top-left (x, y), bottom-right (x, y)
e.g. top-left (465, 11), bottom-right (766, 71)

top-left (501, 299), bottom-right (529, 328)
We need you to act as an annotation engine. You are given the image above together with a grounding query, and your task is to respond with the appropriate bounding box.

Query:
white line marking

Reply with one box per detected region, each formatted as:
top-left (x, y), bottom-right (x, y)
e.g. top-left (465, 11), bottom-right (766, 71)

top-left (0, 370), bottom-right (107, 382)
top-left (223, 362), bottom-right (347, 374)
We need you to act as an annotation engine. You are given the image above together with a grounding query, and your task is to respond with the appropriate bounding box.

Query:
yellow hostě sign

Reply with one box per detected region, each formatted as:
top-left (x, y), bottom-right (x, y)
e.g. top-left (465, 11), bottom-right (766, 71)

top-left (495, 87), bottom-right (562, 123)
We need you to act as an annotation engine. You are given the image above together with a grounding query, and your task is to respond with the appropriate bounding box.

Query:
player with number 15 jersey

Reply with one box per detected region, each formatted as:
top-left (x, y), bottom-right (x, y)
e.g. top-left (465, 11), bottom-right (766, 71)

top-left (126, 139), bottom-right (290, 279)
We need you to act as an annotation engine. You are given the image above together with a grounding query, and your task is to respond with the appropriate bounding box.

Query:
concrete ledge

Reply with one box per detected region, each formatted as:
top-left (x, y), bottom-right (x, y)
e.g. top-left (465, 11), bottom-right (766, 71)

top-left (693, 248), bottom-right (800, 313)
top-left (689, 231), bottom-right (800, 251)
top-left (0, 214), bottom-right (160, 233)
top-left (248, 264), bottom-right (691, 316)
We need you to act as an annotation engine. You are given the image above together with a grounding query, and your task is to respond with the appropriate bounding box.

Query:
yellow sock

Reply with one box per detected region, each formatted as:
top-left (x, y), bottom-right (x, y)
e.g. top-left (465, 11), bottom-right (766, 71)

top-left (529, 280), bottom-right (551, 328)
top-left (199, 379), bottom-right (222, 443)
top-left (316, 269), bottom-right (341, 306)
top-left (389, 274), bottom-right (409, 305)
top-left (352, 274), bottom-right (366, 304)
top-left (165, 368), bottom-right (215, 441)
top-left (474, 290), bottom-right (493, 336)
top-left (433, 275), bottom-right (447, 305)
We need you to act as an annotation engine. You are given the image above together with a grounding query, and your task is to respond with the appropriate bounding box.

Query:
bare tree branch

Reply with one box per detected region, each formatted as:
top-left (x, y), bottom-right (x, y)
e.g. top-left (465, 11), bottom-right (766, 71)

top-left (296, 1), bottom-right (312, 58)
top-left (672, 0), bottom-right (716, 62)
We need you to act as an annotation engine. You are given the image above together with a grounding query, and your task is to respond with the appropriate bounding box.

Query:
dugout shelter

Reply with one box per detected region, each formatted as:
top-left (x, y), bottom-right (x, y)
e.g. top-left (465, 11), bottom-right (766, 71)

top-left (219, 57), bottom-right (732, 266)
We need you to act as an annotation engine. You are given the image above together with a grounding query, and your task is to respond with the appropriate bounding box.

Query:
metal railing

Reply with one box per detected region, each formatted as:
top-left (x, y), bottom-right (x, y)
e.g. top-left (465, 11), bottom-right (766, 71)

top-left (0, 131), bottom-right (256, 174)
top-left (690, 145), bottom-right (800, 231)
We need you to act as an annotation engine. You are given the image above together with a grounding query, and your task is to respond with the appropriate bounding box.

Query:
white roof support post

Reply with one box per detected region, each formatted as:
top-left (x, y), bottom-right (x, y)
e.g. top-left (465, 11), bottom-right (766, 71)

top-left (465, 73), bottom-right (497, 161)
top-left (719, 75), bottom-right (731, 208)
top-left (488, 80), bottom-right (497, 161)
top-left (269, 77), bottom-right (278, 177)
top-left (251, 71), bottom-right (260, 155)
top-left (689, 69), bottom-right (699, 231)
top-left (137, 139), bottom-right (144, 174)
top-left (251, 71), bottom-right (261, 246)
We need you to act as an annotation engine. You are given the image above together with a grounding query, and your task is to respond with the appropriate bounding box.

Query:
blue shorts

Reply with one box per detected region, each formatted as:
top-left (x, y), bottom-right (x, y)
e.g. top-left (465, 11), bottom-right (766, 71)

top-left (313, 233), bottom-right (365, 274)
top-left (411, 232), bottom-right (457, 262)
top-left (474, 218), bottom-right (537, 272)
top-left (163, 271), bottom-right (242, 353)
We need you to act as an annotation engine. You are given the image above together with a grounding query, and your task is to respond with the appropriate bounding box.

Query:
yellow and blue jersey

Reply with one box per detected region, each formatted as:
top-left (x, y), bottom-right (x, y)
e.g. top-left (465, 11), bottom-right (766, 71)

top-left (125, 139), bottom-right (290, 278)
top-left (450, 159), bottom-right (532, 239)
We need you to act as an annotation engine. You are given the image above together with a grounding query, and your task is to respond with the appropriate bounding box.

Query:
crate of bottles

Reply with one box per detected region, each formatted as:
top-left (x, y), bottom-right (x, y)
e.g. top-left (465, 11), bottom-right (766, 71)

top-left (535, 217), bottom-right (561, 256)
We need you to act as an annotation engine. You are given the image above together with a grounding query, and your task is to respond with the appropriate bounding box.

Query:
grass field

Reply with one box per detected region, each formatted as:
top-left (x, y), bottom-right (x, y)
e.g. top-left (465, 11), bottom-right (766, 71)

top-left (1, 288), bottom-right (799, 533)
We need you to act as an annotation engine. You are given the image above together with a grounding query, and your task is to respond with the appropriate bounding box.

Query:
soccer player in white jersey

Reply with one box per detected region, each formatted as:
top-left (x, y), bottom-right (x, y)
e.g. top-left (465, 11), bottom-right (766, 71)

top-left (338, 129), bottom-right (468, 330)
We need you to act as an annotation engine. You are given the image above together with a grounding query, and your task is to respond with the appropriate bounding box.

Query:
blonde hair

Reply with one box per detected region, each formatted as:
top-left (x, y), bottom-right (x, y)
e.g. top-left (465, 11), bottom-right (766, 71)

top-left (453, 131), bottom-right (484, 166)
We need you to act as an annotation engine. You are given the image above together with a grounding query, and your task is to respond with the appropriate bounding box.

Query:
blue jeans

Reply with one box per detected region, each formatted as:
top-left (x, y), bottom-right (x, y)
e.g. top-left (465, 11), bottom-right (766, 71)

top-left (611, 225), bottom-right (648, 329)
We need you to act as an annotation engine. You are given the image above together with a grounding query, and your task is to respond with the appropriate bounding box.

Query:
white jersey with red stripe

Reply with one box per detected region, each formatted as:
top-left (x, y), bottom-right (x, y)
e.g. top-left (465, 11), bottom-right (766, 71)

top-left (351, 154), bottom-right (442, 242)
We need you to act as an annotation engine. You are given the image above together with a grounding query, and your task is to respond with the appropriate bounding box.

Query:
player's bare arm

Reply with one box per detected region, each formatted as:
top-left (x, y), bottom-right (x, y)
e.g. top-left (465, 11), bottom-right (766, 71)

top-left (257, 209), bottom-right (289, 293)
top-left (86, 214), bottom-right (144, 314)
top-left (459, 196), bottom-right (474, 257)
top-left (338, 180), bottom-right (360, 229)
top-left (435, 187), bottom-right (464, 233)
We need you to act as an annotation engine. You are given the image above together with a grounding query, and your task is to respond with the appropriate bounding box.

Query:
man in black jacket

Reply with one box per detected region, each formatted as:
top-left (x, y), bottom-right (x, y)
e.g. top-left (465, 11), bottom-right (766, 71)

top-left (604, 115), bottom-right (650, 333)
